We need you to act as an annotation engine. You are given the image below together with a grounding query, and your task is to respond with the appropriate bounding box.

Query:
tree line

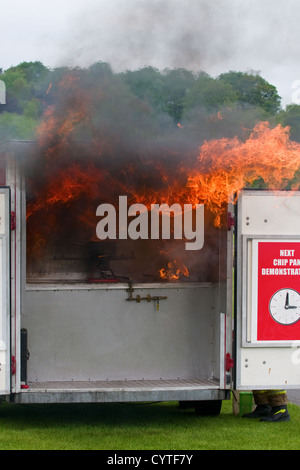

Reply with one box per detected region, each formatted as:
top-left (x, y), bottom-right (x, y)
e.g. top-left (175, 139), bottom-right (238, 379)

top-left (0, 60), bottom-right (299, 143)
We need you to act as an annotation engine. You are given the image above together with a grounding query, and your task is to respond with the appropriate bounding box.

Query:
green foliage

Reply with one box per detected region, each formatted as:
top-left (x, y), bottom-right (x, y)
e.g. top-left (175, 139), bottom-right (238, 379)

top-left (218, 71), bottom-right (282, 114)
top-left (0, 112), bottom-right (37, 140)
top-left (0, 60), bottom-right (287, 143)
top-left (278, 104), bottom-right (300, 142)
top-left (120, 67), bottom-right (164, 110)
top-left (120, 66), bottom-right (195, 122)
top-left (120, 67), bottom-right (282, 128)
top-left (183, 73), bottom-right (238, 111)
top-left (0, 61), bottom-right (49, 117)
top-left (160, 68), bottom-right (196, 122)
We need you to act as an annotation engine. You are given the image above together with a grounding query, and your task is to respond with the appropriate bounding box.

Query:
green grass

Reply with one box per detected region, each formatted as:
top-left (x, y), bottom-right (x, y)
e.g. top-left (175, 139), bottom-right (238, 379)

top-left (0, 398), bottom-right (299, 450)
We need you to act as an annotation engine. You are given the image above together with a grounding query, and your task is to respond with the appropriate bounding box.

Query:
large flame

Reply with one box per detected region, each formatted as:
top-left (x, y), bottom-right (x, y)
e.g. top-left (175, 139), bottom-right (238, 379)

top-left (26, 73), bottom-right (300, 281)
top-left (188, 121), bottom-right (300, 226)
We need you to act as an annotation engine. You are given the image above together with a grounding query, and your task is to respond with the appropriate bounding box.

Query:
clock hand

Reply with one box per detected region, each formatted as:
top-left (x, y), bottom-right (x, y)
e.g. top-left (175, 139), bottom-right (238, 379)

top-left (284, 292), bottom-right (298, 309)
top-left (285, 292), bottom-right (289, 309)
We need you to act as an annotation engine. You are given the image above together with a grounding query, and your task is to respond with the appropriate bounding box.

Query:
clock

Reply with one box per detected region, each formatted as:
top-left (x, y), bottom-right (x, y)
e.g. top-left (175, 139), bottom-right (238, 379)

top-left (269, 288), bottom-right (300, 325)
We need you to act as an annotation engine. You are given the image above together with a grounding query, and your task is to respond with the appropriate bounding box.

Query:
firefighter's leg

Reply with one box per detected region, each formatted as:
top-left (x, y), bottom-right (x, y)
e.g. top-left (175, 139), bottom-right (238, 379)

top-left (242, 391), bottom-right (271, 418)
top-left (260, 390), bottom-right (290, 422)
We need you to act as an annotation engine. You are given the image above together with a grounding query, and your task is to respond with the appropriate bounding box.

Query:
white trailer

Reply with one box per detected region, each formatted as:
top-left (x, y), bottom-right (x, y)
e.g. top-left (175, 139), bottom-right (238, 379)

top-left (0, 141), bottom-right (299, 415)
top-left (235, 189), bottom-right (300, 390)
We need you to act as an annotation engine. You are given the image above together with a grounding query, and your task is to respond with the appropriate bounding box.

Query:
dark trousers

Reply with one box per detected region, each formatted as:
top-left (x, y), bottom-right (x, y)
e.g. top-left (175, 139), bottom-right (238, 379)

top-left (253, 390), bottom-right (288, 407)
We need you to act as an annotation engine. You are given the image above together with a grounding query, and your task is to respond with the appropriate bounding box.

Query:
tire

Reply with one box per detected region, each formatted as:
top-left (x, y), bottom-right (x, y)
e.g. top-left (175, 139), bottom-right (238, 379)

top-left (194, 400), bottom-right (222, 416)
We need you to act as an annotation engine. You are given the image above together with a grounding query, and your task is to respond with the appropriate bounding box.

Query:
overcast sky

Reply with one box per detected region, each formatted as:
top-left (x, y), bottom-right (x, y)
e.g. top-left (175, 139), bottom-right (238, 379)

top-left (1, 0), bottom-right (300, 107)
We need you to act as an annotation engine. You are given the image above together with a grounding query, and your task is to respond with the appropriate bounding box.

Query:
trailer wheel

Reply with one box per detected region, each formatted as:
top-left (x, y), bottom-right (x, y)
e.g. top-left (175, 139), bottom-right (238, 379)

top-left (194, 400), bottom-right (222, 416)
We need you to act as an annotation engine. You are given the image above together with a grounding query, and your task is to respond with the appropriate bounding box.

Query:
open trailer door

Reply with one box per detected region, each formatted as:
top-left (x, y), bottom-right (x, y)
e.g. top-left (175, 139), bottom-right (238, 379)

top-left (235, 190), bottom-right (300, 390)
top-left (0, 187), bottom-right (11, 395)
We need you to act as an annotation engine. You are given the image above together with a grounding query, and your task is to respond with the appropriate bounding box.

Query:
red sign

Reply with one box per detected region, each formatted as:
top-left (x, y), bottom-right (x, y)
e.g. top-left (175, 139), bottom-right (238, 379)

top-left (257, 241), bottom-right (300, 341)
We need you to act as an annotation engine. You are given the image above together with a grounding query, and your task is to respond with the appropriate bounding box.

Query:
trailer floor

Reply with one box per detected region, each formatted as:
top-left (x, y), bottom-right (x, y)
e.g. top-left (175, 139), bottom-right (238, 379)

top-left (27, 378), bottom-right (219, 391)
top-left (12, 378), bottom-right (228, 404)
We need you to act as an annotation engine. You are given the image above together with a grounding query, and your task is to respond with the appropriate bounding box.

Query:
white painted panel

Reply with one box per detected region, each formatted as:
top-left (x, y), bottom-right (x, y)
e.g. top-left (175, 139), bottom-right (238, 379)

top-left (240, 347), bottom-right (300, 388)
top-left (236, 190), bottom-right (300, 389)
top-left (24, 285), bottom-right (216, 383)
top-left (241, 192), bottom-right (300, 236)
top-left (0, 351), bottom-right (7, 391)
top-left (0, 194), bottom-right (5, 235)
top-left (0, 189), bottom-right (10, 394)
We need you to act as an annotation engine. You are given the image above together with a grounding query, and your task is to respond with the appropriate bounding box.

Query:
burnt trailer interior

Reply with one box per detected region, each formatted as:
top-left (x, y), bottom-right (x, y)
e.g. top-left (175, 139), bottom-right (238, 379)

top-left (0, 141), bottom-right (233, 411)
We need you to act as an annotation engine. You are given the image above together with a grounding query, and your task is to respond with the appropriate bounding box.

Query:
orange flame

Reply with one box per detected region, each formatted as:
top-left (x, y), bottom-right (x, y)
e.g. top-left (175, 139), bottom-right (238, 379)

top-left (26, 73), bottom-right (300, 281)
top-left (159, 259), bottom-right (189, 280)
top-left (187, 121), bottom-right (300, 226)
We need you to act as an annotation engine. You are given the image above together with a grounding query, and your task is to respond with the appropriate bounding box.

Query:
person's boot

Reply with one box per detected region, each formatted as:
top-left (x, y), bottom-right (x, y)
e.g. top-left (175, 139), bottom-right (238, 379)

top-left (242, 404), bottom-right (271, 418)
top-left (259, 405), bottom-right (290, 422)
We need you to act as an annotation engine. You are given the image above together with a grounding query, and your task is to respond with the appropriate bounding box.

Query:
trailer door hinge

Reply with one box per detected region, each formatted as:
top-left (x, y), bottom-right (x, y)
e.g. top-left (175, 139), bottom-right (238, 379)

top-left (11, 211), bottom-right (16, 230)
top-left (227, 212), bottom-right (235, 231)
top-left (11, 356), bottom-right (16, 375)
top-left (226, 353), bottom-right (234, 372)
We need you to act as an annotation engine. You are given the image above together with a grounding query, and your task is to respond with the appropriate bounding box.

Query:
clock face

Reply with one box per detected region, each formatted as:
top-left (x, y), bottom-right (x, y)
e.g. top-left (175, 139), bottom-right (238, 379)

top-left (269, 288), bottom-right (300, 325)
